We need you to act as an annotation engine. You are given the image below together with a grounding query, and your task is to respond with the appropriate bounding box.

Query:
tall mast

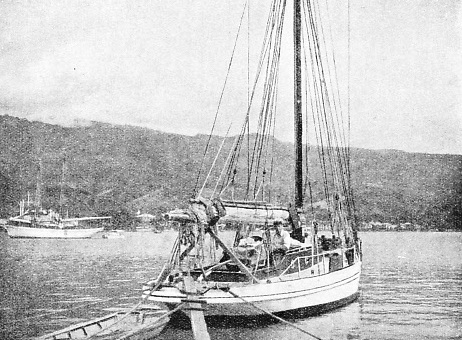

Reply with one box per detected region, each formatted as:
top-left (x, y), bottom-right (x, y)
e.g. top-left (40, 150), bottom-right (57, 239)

top-left (294, 0), bottom-right (303, 209)
top-left (35, 158), bottom-right (43, 211)
top-left (59, 159), bottom-right (65, 217)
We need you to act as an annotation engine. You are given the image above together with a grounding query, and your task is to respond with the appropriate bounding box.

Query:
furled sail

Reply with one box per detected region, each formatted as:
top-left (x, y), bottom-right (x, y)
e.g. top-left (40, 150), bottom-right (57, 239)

top-left (219, 199), bottom-right (289, 225)
top-left (164, 198), bottom-right (291, 226)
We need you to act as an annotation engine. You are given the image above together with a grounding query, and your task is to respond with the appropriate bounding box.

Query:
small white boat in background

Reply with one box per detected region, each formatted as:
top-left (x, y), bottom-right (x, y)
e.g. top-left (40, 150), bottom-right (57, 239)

top-left (102, 230), bottom-right (125, 239)
top-left (5, 211), bottom-right (109, 239)
top-left (6, 160), bottom-right (111, 239)
top-left (4, 224), bottom-right (104, 239)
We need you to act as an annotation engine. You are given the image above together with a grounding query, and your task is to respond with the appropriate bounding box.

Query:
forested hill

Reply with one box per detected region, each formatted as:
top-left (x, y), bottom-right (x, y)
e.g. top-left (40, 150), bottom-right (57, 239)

top-left (0, 115), bottom-right (461, 230)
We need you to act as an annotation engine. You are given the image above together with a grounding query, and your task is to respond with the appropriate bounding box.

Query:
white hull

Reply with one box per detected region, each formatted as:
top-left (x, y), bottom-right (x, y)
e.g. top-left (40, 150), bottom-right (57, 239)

top-left (5, 225), bottom-right (103, 239)
top-left (145, 261), bottom-right (361, 317)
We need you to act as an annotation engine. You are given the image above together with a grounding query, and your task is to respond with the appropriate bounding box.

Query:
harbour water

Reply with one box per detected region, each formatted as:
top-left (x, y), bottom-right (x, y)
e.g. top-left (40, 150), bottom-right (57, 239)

top-left (0, 231), bottom-right (460, 340)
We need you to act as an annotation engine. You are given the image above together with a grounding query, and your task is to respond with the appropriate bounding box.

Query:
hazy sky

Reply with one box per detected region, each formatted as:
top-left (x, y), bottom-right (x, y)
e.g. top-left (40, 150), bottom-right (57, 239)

top-left (0, 0), bottom-right (460, 155)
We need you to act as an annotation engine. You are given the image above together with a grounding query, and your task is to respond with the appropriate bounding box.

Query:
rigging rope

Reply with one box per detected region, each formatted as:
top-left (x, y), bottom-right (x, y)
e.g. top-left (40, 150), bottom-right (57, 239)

top-left (87, 263), bottom-right (174, 339)
top-left (192, 1), bottom-right (248, 197)
top-left (315, 0), bottom-right (353, 217)
top-left (113, 303), bottom-right (185, 340)
top-left (197, 0), bottom-right (357, 238)
top-left (301, 0), bottom-right (356, 228)
top-left (218, 0), bottom-right (287, 201)
top-left (247, 0), bottom-right (286, 200)
top-left (198, 126), bottom-right (232, 198)
top-left (227, 289), bottom-right (324, 340)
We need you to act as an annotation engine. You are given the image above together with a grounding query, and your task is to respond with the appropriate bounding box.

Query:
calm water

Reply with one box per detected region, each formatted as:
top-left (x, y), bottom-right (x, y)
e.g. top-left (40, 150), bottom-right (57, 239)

top-left (0, 231), bottom-right (460, 340)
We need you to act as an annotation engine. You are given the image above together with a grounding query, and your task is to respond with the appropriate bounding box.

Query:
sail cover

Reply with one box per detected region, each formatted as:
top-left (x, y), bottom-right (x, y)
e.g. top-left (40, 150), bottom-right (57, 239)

top-left (164, 199), bottom-right (290, 226)
top-left (216, 199), bottom-right (289, 225)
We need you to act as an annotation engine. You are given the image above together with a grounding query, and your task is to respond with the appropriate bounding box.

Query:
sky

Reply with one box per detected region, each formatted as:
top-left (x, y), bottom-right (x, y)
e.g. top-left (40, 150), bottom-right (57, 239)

top-left (0, 0), bottom-right (461, 155)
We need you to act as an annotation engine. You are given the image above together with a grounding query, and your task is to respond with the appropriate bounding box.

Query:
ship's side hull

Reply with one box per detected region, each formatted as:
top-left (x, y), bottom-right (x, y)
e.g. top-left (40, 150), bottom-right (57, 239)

top-left (4, 225), bottom-right (103, 239)
top-left (145, 261), bottom-right (361, 318)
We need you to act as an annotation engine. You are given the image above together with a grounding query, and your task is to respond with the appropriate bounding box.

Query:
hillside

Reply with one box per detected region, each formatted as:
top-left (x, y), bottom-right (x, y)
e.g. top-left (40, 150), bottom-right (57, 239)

top-left (0, 115), bottom-right (460, 230)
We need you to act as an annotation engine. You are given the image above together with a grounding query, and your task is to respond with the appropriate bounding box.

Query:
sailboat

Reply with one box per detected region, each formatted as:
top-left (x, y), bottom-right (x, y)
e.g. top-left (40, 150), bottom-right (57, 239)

top-left (5, 160), bottom-right (110, 239)
top-left (5, 212), bottom-right (109, 239)
top-left (143, 0), bottom-right (362, 321)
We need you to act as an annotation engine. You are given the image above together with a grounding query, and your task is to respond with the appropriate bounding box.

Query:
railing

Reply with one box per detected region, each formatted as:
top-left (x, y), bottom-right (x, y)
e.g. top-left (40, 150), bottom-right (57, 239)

top-left (278, 245), bottom-right (358, 279)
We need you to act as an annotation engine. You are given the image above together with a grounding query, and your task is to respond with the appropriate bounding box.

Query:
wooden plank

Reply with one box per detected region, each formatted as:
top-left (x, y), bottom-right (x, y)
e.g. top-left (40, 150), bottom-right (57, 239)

top-left (183, 276), bottom-right (211, 340)
top-left (190, 309), bottom-right (210, 340)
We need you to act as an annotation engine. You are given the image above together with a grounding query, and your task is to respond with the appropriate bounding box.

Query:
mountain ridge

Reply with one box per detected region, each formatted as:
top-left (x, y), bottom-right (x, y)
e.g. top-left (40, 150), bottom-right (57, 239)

top-left (1, 114), bottom-right (460, 230)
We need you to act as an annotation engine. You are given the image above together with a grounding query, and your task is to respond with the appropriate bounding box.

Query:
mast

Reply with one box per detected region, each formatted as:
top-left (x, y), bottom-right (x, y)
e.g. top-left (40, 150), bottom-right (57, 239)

top-left (294, 0), bottom-right (303, 209)
top-left (35, 158), bottom-right (43, 212)
top-left (59, 159), bottom-right (65, 217)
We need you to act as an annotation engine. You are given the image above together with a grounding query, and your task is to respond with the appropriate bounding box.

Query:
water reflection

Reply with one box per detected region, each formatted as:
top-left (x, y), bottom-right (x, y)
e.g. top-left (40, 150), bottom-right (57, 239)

top-left (157, 302), bottom-right (361, 340)
top-left (0, 231), bottom-right (461, 340)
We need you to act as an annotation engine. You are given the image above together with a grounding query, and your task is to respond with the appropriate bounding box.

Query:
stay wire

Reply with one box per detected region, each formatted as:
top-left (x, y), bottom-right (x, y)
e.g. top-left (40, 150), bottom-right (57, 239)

top-left (244, 0), bottom-right (285, 199)
top-left (303, 0), bottom-right (332, 215)
top-left (301, 14), bottom-right (316, 217)
top-left (221, 0), bottom-right (283, 199)
top-left (250, 0), bottom-right (286, 199)
top-left (198, 128), bottom-right (232, 198)
top-left (308, 0), bottom-right (353, 231)
top-left (312, 0), bottom-right (353, 208)
top-left (192, 1), bottom-right (248, 197)
top-left (307, 0), bottom-right (340, 203)
top-left (316, 0), bottom-right (352, 207)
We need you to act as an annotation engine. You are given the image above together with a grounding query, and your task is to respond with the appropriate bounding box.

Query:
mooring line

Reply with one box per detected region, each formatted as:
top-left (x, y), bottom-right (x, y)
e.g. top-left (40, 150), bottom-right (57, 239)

top-left (228, 290), bottom-right (324, 340)
top-left (112, 303), bottom-right (185, 340)
top-left (88, 265), bottom-right (172, 339)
